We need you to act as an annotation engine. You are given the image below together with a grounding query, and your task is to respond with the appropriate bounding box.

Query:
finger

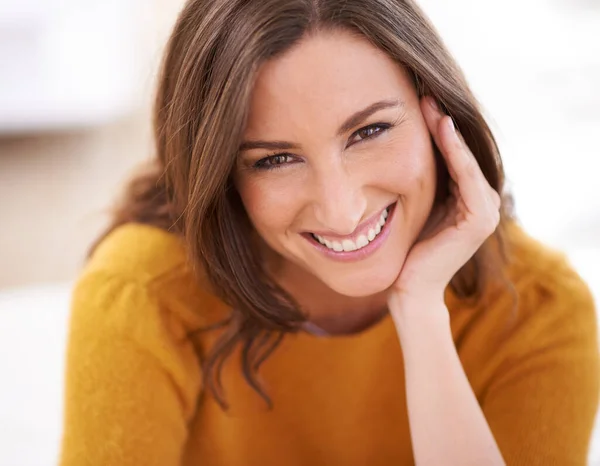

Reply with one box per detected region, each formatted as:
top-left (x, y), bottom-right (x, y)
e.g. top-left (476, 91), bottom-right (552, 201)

top-left (438, 116), bottom-right (492, 218)
top-left (449, 179), bottom-right (459, 198)
top-left (421, 96), bottom-right (485, 190)
top-left (438, 118), bottom-right (501, 215)
top-left (421, 97), bottom-right (449, 164)
top-left (420, 95), bottom-right (444, 138)
top-left (418, 201), bottom-right (450, 242)
top-left (420, 96), bottom-right (461, 181)
top-left (421, 96), bottom-right (500, 233)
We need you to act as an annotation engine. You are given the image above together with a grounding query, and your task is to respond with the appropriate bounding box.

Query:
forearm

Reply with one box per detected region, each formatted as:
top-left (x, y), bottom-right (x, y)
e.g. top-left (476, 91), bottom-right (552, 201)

top-left (390, 295), bottom-right (505, 466)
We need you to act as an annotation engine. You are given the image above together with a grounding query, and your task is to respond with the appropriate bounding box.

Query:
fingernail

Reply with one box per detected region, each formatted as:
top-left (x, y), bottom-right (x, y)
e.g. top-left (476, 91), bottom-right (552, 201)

top-left (447, 117), bottom-right (456, 135)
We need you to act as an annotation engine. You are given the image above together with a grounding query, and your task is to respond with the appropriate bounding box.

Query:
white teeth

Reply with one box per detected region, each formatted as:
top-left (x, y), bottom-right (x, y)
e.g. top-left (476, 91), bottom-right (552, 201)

top-left (342, 239), bottom-right (357, 252)
top-left (367, 228), bottom-right (376, 241)
top-left (313, 206), bottom-right (391, 253)
top-left (356, 235), bottom-right (369, 248)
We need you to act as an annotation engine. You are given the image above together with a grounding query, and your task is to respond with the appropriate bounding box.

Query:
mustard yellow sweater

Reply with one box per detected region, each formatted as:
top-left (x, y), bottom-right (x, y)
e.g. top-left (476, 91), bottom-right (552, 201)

top-left (59, 223), bottom-right (599, 466)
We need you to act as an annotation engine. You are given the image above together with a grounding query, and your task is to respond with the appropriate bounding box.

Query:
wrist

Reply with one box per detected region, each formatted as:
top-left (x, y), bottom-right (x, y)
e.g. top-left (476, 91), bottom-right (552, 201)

top-left (388, 291), bottom-right (451, 339)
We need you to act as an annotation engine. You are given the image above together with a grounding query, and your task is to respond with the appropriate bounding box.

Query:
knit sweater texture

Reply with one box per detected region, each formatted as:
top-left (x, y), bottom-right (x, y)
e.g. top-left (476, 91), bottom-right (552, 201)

top-left (59, 222), bottom-right (600, 465)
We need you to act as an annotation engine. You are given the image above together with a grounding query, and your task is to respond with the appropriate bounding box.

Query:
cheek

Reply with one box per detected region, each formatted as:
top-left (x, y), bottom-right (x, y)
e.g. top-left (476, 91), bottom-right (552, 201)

top-left (236, 176), bottom-right (299, 236)
top-left (371, 131), bottom-right (437, 194)
top-left (401, 150), bottom-right (437, 194)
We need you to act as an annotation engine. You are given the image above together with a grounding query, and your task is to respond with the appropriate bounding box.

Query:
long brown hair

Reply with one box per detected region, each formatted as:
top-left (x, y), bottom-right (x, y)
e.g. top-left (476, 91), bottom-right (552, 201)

top-left (92, 0), bottom-right (514, 407)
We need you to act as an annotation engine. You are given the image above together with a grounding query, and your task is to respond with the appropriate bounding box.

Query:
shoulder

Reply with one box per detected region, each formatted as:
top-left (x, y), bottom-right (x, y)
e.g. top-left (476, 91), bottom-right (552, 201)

top-left (86, 222), bottom-right (188, 282)
top-left (470, 222), bottom-right (597, 362)
top-left (72, 223), bottom-right (230, 338)
top-left (450, 223), bottom-right (599, 399)
top-left (501, 222), bottom-right (596, 328)
top-left (467, 225), bottom-right (600, 465)
top-left (451, 222), bottom-right (598, 366)
top-left (66, 224), bottom-right (210, 422)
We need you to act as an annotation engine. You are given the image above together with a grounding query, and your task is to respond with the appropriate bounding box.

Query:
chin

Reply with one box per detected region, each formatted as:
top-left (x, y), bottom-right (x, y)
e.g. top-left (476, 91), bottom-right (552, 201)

top-left (318, 263), bottom-right (401, 298)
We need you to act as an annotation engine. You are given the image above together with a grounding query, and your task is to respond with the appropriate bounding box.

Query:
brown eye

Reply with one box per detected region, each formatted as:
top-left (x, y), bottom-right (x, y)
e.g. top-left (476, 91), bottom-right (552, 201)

top-left (253, 153), bottom-right (295, 170)
top-left (271, 155), bottom-right (291, 165)
top-left (358, 126), bottom-right (381, 139)
top-left (349, 123), bottom-right (391, 145)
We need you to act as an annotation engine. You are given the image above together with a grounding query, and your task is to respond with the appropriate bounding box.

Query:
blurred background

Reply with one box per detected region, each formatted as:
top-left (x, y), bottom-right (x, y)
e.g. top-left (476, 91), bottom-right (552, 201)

top-left (0, 0), bottom-right (599, 464)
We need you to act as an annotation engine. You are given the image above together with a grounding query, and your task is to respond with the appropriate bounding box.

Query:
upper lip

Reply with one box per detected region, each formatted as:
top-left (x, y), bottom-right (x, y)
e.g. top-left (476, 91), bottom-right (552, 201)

top-left (307, 203), bottom-right (393, 242)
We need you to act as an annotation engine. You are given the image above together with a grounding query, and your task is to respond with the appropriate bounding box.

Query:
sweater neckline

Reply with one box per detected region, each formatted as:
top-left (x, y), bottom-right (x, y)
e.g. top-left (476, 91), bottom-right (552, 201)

top-left (298, 309), bottom-right (395, 345)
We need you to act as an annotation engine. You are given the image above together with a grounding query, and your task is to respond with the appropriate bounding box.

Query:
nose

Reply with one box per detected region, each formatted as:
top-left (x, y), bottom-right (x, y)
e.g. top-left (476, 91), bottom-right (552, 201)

top-left (311, 162), bottom-right (367, 236)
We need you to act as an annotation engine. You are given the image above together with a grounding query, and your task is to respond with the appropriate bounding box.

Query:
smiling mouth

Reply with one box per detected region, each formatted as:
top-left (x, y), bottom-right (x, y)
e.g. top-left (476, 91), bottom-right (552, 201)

top-left (308, 202), bottom-right (395, 253)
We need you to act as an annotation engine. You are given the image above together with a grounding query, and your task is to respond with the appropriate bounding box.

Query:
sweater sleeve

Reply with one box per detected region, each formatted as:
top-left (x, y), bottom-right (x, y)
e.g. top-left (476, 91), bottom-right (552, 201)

top-left (59, 271), bottom-right (202, 466)
top-left (482, 274), bottom-right (600, 465)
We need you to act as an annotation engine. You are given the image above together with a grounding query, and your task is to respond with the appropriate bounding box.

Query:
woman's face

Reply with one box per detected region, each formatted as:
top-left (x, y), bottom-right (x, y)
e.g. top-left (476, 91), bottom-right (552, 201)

top-left (235, 29), bottom-right (438, 298)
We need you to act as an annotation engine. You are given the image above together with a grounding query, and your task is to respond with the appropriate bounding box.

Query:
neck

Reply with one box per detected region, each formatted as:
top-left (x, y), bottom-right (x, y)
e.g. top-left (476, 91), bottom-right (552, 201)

top-left (304, 303), bottom-right (389, 336)
top-left (265, 250), bottom-right (389, 336)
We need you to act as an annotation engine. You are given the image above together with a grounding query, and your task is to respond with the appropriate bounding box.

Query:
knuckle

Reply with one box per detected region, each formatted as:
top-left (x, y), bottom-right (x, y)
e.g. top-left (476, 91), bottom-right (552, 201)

top-left (491, 210), bottom-right (501, 228)
top-left (490, 189), bottom-right (502, 208)
top-left (486, 210), bottom-right (500, 232)
top-left (490, 187), bottom-right (502, 204)
top-left (474, 212), bottom-right (498, 237)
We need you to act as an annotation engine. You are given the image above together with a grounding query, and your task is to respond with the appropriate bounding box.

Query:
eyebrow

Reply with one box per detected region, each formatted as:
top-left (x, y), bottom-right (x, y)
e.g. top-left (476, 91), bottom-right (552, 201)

top-left (239, 98), bottom-right (404, 152)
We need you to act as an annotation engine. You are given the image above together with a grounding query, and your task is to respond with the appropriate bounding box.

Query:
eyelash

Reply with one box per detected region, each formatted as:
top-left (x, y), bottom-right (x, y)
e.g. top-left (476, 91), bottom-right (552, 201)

top-left (252, 122), bottom-right (393, 171)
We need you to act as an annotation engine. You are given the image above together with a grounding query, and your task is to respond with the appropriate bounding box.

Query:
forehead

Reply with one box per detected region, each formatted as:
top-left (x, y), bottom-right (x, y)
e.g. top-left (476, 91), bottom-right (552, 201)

top-left (245, 29), bottom-right (415, 137)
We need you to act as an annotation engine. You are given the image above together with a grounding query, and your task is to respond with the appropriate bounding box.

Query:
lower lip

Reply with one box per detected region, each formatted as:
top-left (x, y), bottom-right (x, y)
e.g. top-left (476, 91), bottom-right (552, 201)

top-left (305, 202), bottom-right (397, 263)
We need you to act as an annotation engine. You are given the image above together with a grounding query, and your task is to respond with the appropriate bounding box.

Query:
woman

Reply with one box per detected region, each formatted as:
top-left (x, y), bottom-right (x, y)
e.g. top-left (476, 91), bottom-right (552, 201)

top-left (59, 0), bottom-right (599, 465)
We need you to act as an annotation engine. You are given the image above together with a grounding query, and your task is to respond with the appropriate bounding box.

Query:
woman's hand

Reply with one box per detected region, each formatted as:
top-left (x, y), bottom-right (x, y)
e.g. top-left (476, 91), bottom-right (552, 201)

top-left (387, 97), bottom-right (506, 466)
top-left (389, 96), bottom-right (501, 306)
